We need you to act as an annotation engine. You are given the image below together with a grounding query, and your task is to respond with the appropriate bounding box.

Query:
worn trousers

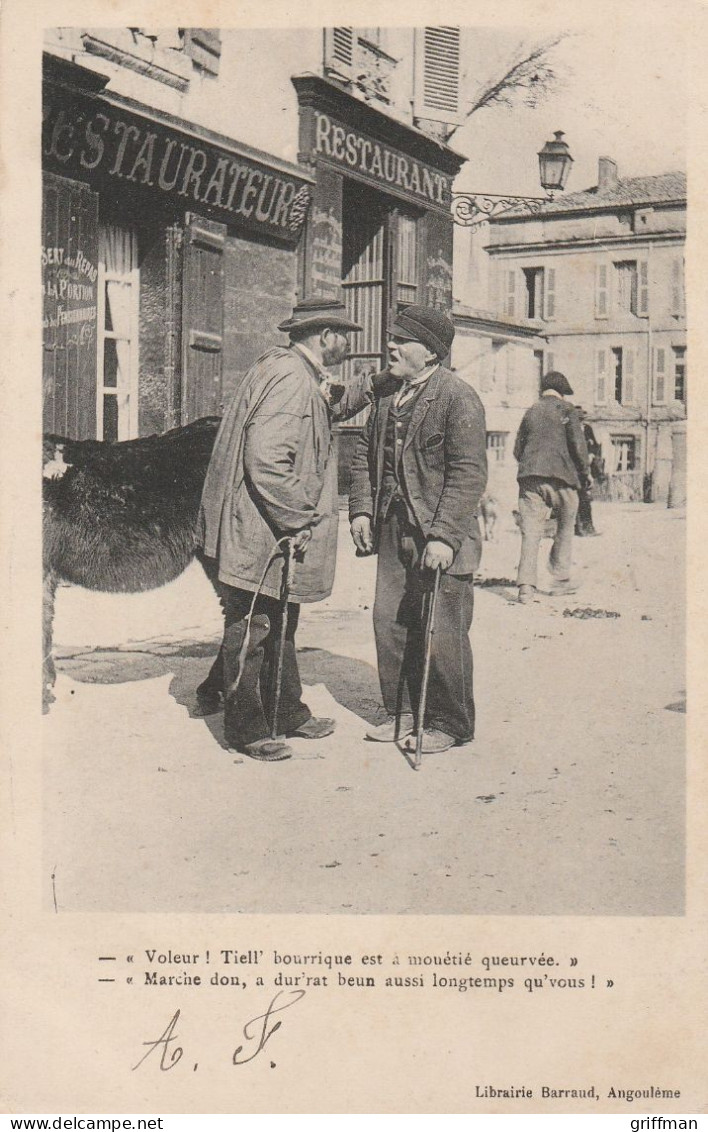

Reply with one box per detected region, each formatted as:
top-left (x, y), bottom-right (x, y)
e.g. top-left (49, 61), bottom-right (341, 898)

top-left (373, 502), bottom-right (475, 742)
top-left (199, 582), bottom-right (311, 749)
top-left (517, 476), bottom-right (579, 588)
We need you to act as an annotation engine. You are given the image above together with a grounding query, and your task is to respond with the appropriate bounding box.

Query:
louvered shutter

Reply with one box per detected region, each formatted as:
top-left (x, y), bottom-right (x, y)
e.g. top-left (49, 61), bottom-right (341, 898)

top-left (624, 348), bottom-right (635, 404)
top-left (545, 267), bottom-right (556, 319)
top-left (595, 262), bottom-right (609, 318)
top-left (505, 269), bottom-right (516, 318)
top-left (595, 349), bottom-right (608, 405)
top-left (670, 258), bottom-right (683, 316)
top-left (324, 28), bottom-right (354, 79)
top-left (42, 172), bottom-right (99, 439)
top-left (181, 213), bottom-right (226, 423)
top-left (182, 29), bottom-right (221, 75)
top-left (414, 26), bottom-right (462, 124)
top-left (546, 352), bottom-right (555, 374)
top-left (638, 259), bottom-right (649, 316)
top-left (654, 347), bottom-right (666, 404)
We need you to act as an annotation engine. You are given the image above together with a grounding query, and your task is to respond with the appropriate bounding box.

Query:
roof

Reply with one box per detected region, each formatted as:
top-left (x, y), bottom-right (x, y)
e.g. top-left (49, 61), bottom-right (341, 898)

top-left (493, 171), bottom-right (686, 221)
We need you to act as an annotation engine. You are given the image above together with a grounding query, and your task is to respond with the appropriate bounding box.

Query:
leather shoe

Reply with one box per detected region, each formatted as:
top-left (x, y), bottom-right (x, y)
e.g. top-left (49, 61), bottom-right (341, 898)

top-left (286, 716), bottom-right (335, 739)
top-left (241, 738), bottom-right (293, 762)
top-left (406, 727), bottom-right (457, 754)
top-left (366, 713), bottom-right (415, 742)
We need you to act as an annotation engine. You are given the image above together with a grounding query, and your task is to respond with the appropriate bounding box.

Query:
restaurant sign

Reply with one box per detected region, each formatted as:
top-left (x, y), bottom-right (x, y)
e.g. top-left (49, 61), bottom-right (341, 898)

top-left (42, 90), bottom-right (312, 244)
top-left (312, 111), bottom-right (451, 213)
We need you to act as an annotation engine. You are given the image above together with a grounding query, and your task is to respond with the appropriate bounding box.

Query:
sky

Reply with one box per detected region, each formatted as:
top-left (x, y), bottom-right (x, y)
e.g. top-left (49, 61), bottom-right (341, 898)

top-left (452, 23), bottom-right (688, 196)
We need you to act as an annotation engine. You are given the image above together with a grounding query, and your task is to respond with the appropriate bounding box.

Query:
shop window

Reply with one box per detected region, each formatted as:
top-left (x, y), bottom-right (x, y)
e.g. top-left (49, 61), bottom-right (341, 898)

top-left (97, 227), bottom-right (139, 442)
top-left (611, 435), bottom-right (637, 472)
top-left (341, 182), bottom-right (388, 425)
top-left (673, 346), bottom-right (686, 403)
top-left (486, 432), bottom-right (508, 465)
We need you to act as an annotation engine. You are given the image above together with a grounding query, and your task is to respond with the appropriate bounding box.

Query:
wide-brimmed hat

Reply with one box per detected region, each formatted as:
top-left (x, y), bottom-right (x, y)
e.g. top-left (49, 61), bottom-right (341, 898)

top-left (542, 370), bottom-right (574, 396)
top-left (388, 304), bottom-right (455, 360)
top-left (278, 298), bottom-right (362, 334)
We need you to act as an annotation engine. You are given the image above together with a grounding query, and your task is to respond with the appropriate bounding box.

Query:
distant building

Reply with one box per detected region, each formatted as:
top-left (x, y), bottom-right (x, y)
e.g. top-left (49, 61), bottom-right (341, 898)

top-left (483, 158), bottom-right (686, 502)
top-left (452, 306), bottom-right (545, 504)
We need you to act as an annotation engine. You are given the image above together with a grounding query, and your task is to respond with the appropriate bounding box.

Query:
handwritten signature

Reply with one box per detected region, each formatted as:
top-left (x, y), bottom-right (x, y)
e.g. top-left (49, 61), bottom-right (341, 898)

top-left (132, 989), bottom-right (306, 1071)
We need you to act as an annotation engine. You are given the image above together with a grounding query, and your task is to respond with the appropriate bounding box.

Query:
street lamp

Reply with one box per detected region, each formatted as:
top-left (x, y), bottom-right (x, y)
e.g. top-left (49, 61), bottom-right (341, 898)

top-left (452, 131), bottom-right (574, 227)
top-left (537, 130), bottom-right (574, 196)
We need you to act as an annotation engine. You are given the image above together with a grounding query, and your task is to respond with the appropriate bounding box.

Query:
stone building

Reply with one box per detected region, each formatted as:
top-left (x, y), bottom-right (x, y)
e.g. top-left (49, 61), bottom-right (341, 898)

top-left (41, 26), bottom-right (467, 467)
top-left (483, 158), bottom-right (686, 501)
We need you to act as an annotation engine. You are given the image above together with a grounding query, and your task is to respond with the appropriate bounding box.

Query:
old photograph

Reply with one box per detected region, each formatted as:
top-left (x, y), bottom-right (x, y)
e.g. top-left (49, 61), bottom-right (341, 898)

top-left (38, 22), bottom-right (687, 918)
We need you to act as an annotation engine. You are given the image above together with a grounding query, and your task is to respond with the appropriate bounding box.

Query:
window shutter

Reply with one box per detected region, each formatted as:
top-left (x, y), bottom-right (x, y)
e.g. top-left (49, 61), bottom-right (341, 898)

top-left (545, 267), bottom-right (556, 319)
top-left (182, 29), bottom-right (221, 75)
top-left (505, 269), bottom-right (516, 318)
top-left (414, 26), bottom-right (462, 124)
top-left (595, 262), bottom-right (609, 318)
top-left (324, 27), bottom-right (354, 78)
top-left (654, 347), bottom-right (666, 404)
top-left (181, 213), bottom-right (226, 423)
top-left (546, 352), bottom-right (555, 374)
top-left (595, 349), bottom-right (608, 404)
top-left (638, 259), bottom-right (649, 316)
top-left (670, 258), bottom-right (684, 316)
top-left (624, 348), bottom-right (635, 404)
top-left (42, 172), bottom-right (99, 439)
top-left (506, 344), bottom-right (515, 393)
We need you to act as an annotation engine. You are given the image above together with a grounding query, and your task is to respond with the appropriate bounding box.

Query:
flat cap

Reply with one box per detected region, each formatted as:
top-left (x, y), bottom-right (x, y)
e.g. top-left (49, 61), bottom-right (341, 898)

top-left (389, 304), bottom-right (455, 361)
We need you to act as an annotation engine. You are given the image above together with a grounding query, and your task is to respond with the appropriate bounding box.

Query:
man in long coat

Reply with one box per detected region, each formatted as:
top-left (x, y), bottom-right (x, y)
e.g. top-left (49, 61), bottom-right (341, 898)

top-left (196, 298), bottom-right (394, 762)
top-left (349, 305), bottom-right (488, 755)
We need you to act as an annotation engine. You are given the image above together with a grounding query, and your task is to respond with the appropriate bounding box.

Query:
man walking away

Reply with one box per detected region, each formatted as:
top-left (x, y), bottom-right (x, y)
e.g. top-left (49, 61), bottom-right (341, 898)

top-left (514, 370), bottom-right (591, 604)
top-left (349, 305), bottom-right (488, 755)
top-left (196, 298), bottom-right (394, 762)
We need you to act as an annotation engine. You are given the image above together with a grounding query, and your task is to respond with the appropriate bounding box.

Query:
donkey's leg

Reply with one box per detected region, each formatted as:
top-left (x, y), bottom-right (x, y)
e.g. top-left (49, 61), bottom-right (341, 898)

top-left (194, 550), bottom-right (226, 715)
top-left (42, 570), bottom-right (58, 712)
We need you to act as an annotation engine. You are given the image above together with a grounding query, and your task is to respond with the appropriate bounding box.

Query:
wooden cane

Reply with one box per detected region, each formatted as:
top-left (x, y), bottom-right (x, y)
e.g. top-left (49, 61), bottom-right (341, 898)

top-left (271, 539), bottom-right (296, 740)
top-left (414, 565), bottom-right (442, 770)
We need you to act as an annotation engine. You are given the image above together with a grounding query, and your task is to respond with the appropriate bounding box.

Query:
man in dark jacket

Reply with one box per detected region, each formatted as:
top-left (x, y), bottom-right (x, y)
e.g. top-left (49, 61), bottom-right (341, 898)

top-left (196, 298), bottom-right (394, 762)
top-left (349, 305), bottom-right (488, 755)
top-left (514, 371), bottom-right (591, 604)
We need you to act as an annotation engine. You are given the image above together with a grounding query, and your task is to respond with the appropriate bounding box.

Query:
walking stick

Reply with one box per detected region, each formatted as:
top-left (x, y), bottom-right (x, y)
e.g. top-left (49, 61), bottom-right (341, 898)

top-left (271, 538), bottom-right (296, 740)
top-left (414, 565), bottom-right (442, 771)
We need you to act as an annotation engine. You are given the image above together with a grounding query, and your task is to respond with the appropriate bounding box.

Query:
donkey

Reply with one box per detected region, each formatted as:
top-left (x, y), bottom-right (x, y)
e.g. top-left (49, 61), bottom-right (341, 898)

top-left (42, 416), bottom-right (221, 709)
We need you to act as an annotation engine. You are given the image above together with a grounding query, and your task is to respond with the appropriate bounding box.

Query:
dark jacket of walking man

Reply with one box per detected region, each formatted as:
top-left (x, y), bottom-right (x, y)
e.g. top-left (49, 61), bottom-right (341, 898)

top-left (514, 371), bottom-right (591, 604)
top-left (349, 305), bottom-right (488, 755)
top-left (196, 298), bottom-right (394, 762)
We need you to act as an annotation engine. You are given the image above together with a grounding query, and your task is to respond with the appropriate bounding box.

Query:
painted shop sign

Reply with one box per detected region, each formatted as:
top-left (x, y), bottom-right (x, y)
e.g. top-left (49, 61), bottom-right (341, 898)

top-left (42, 244), bottom-right (98, 342)
top-left (42, 93), bottom-right (312, 244)
top-left (313, 111), bottom-right (451, 212)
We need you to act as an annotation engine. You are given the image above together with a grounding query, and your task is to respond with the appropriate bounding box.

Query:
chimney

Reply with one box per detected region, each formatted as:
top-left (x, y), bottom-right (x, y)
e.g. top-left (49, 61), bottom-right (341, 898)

top-left (598, 157), bottom-right (619, 192)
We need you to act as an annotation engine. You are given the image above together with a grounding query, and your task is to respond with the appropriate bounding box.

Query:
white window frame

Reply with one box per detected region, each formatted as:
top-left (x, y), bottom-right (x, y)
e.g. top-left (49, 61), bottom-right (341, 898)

top-left (96, 257), bottom-right (140, 442)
